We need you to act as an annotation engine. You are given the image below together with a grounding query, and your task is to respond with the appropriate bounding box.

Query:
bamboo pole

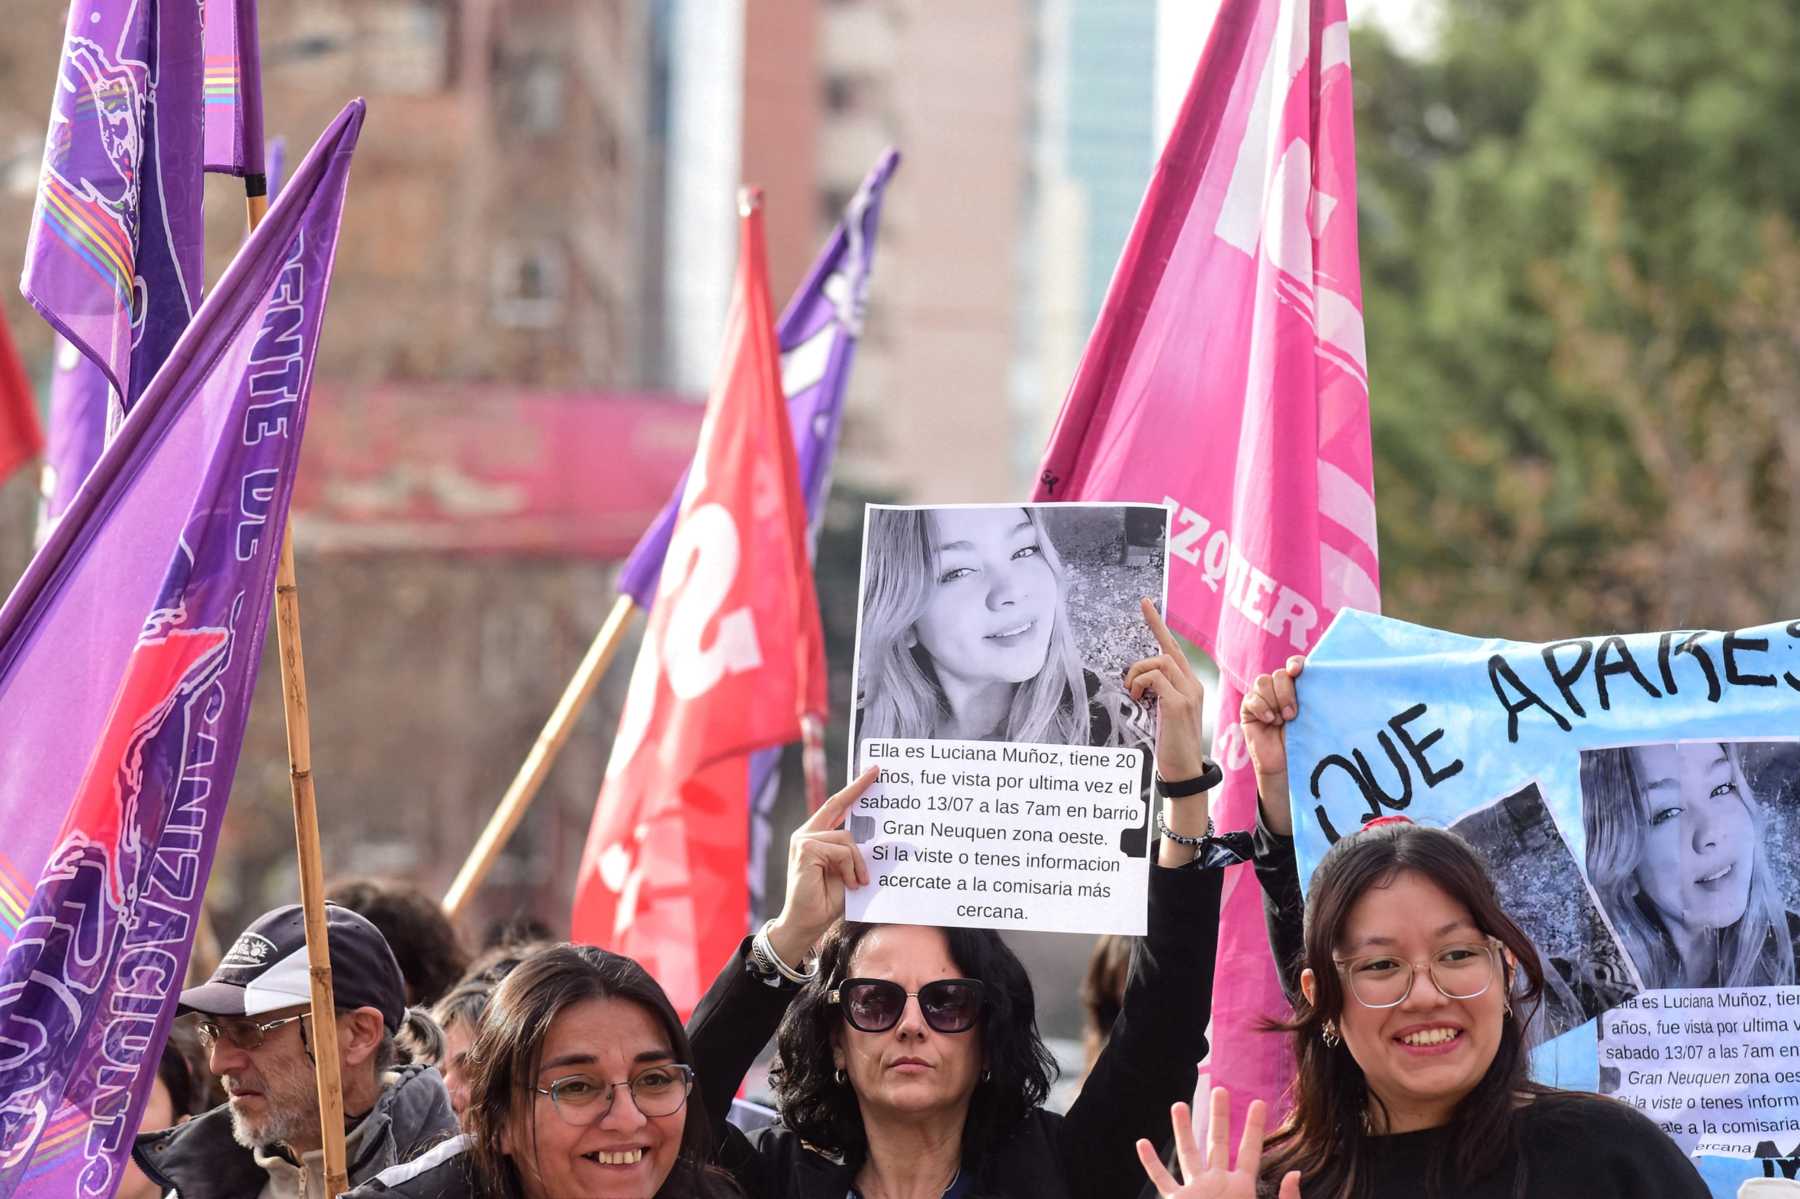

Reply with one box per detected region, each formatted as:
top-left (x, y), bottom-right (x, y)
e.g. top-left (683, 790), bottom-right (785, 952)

top-left (251, 184), bottom-right (351, 1197)
top-left (443, 593), bottom-right (639, 917)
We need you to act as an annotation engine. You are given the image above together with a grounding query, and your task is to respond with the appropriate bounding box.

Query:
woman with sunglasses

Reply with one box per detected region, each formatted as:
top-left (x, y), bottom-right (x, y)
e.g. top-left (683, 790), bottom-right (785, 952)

top-left (1135, 667), bottom-right (1708, 1199)
top-left (689, 604), bottom-right (1228, 1199)
top-left (347, 944), bottom-right (742, 1199)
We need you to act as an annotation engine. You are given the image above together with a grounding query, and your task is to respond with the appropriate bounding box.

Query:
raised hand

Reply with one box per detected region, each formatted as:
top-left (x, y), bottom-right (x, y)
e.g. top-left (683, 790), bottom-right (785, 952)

top-left (1124, 598), bottom-right (1209, 783)
top-left (765, 766), bottom-right (878, 965)
top-left (1239, 656), bottom-right (1304, 837)
top-left (1135, 1087), bottom-right (1302, 1199)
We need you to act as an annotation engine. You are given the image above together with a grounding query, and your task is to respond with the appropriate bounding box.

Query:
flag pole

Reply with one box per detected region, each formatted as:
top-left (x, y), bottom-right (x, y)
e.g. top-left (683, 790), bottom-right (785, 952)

top-left (249, 179), bottom-right (352, 1198)
top-left (443, 593), bottom-right (638, 917)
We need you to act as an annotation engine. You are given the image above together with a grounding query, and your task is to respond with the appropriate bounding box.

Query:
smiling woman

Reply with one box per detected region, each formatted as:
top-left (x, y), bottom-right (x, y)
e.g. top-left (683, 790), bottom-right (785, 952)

top-left (345, 945), bottom-right (743, 1199)
top-left (1582, 741), bottom-right (1799, 990)
top-left (1240, 820), bottom-right (1712, 1198)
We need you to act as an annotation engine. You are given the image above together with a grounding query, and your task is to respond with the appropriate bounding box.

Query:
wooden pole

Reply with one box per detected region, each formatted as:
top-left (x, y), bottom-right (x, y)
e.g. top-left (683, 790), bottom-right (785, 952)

top-left (250, 184), bottom-right (352, 1197)
top-left (443, 593), bottom-right (639, 917)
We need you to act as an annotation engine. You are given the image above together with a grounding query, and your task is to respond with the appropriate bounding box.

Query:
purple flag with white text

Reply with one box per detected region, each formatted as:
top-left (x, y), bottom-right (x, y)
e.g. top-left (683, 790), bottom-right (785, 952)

top-left (612, 150), bottom-right (898, 912)
top-left (0, 102), bottom-right (364, 1199)
top-left (21, 0), bottom-right (205, 410)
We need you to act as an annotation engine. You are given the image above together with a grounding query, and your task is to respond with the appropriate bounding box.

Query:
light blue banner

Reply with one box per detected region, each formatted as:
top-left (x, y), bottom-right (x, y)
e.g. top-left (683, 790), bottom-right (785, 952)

top-left (1288, 610), bottom-right (1800, 1196)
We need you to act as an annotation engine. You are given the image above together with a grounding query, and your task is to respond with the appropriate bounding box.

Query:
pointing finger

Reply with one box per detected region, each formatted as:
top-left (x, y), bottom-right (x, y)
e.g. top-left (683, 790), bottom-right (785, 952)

top-left (1141, 598), bottom-right (1190, 674)
top-left (807, 765), bottom-right (879, 833)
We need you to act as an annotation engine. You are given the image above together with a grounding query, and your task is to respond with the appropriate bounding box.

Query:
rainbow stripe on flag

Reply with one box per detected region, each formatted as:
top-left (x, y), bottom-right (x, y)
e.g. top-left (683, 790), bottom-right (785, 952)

top-left (0, 852), bottom-right (29, 944)
top-left (204, 55), bottom-right (238, 107)
top-left (35, 175), bottom-right (134, 309)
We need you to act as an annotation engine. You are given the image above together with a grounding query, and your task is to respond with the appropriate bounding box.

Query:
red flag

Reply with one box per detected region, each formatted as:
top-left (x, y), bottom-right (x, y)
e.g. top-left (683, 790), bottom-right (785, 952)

top-left (572, 193), bottom-right (827, 1013)
top-left (0, 307), bottom-right (45, 486)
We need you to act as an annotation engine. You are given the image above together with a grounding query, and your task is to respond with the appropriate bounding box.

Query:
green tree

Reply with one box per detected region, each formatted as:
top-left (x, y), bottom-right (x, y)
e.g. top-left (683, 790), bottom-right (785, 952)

top-left (1353, 0), bottom-right (1800, 637)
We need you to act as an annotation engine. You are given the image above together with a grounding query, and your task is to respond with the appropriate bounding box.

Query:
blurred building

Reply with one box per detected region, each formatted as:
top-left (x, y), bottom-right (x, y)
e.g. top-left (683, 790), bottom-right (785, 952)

top-left (1018, 0), bottom-right (1158, 482)
top-left (195, 0), bottom-right (699, 945)
top-left (654, 0), bottom-right (1032, 502)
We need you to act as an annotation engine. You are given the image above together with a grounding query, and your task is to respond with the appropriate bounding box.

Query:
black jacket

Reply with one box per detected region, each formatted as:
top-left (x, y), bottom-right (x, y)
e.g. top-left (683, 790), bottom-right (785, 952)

top-left (1251, 805), bottom-right (1306, 1007)
top-left (132, 1064), bottom-right (458, 1199)
top-left (340, 1134), bottom-right (477, 1198)
top-left (687, 860), bottom-right (1223, 1199)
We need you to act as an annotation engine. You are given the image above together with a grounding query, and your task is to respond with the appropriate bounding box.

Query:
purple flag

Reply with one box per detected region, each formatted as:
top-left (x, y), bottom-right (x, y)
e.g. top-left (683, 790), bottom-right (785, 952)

top-left (202, 0), bottom-right (265, 178)
top-left (36, 340), bottom-right (110, 542)
top-left (266, 136), bottom-right (286, 197)
top-left (0, 101), bottom-right (364, 1199)
top-left (21, 0), bottom-right (206, 410)
top-left (617, 148), bottom-right (900, 605)
top-left (38, 136), bottom-right (287, 545)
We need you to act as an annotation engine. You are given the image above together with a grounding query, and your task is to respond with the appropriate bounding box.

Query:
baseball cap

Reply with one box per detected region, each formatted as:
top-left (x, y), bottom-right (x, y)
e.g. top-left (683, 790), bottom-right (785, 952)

top-left (180, 903), bottom-right (407, 1032)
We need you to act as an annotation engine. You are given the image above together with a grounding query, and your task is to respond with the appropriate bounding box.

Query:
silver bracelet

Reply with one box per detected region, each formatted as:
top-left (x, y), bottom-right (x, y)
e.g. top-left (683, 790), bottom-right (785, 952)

top-left (1156, 810), bottom-right (1216, 848)
top-left (752, 920), bottom-right (819, 984)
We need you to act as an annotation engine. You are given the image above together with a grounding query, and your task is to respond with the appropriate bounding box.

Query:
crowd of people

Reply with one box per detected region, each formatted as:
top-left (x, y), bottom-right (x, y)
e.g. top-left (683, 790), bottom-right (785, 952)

top-left (127, 560), bottom-right (1730, 1197)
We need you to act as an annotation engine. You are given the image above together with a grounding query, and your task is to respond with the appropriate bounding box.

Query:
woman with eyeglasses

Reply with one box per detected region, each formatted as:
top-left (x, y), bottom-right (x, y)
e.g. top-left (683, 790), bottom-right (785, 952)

top-left (1134, 669), bottom-right (1708, 1199)
top-left (689, 606), bottom-right (1229, 1199)
top-left (347, 944), bottom-right (742, 1199)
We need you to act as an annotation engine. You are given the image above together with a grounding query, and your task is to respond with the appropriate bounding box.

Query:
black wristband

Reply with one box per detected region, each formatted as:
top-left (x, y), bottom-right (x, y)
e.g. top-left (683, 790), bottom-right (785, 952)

top-left (1155, 760), bottom-right (1223, 798)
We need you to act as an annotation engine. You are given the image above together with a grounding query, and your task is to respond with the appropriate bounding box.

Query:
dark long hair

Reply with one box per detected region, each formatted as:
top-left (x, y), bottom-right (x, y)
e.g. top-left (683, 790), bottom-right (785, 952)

top-left (463, 944), bottom-right (740, 1198)
top-left (770, 921), bottom-right (1057, 1166)
top-left (1259, 823), bottom-right (1548, 1199)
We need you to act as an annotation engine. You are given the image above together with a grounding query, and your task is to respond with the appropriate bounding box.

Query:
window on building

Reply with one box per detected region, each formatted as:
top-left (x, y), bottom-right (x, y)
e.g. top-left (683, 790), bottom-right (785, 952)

top-left (491, 239), bottom-right (568, 329)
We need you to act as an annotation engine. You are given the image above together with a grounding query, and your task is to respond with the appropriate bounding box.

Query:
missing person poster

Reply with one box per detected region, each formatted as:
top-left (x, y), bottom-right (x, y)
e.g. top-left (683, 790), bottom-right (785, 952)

top-left (1287, 610), bottom-right (1800, 1196)
top-left (843, 502), bottom-right (1170, 935)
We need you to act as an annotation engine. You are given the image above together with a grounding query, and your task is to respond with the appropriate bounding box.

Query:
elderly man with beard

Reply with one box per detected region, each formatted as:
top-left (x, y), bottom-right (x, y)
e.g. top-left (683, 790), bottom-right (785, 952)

top-left (133, 903), bottom-right (458, 1198)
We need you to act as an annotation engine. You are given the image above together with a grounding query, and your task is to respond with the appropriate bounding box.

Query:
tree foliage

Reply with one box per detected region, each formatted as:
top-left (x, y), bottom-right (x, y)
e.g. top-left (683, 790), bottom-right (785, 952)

top-left (1354, 0), bottom-right (1800, 637)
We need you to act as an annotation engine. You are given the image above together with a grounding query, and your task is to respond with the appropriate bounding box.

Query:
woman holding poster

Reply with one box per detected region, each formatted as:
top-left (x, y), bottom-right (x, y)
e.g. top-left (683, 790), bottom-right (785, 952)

top-left (1581, 741), bottom-right (1799, 990)
top-left (688, 600), bottom-right (1227, 1199)
top-left (854, 504), bottom-right (1156, 753)
top-left (1139, 667), bottom-right (1709, 1199)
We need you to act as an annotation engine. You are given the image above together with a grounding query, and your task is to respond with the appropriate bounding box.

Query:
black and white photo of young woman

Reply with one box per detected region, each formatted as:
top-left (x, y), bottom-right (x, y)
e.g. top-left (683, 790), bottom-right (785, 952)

top-left (849, 502), bottom-right (1168, 762)
top-left (1580, 739), bottom-right (1800, 990)
top-left (1448, 782), bottom-right (1640, 1041)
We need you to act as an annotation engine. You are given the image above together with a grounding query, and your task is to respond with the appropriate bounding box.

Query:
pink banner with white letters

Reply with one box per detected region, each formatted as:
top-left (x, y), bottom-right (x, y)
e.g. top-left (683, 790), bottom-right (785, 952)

top-left (1032, 0), bottom-right (1378, 1122)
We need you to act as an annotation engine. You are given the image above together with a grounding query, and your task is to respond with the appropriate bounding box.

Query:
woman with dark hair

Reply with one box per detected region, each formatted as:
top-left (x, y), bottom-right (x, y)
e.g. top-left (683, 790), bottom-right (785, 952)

top-left (347, 944), bottom-right (741, 1199)
top-left (690, 604), bottom-right (1231, 1199)
top-left (1135, 663), bottom-right (1708, 1198)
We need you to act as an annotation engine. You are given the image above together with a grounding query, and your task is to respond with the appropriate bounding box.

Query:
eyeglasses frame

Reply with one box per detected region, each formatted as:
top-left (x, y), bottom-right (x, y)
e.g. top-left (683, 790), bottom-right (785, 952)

top-left (533, 1063), bottom-right (696, 1126)
top-left (1331, 935), bottom-right (1507, 1010)
top-left (828, 976), bottom-right (988, 1034)
top-left (194, 1012), bottom-right (311, 1052)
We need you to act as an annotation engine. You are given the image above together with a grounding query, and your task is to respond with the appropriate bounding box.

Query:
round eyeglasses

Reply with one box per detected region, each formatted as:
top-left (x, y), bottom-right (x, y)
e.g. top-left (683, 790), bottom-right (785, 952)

top-left (534, 1065), bottom-right (695, 1125)
top-left (195, 1013), bottom-right (310, 1052)
top-left (1333, 938), bottom-right (1504, 1009)
top-left (829, 977), bottom-right (986, 1034)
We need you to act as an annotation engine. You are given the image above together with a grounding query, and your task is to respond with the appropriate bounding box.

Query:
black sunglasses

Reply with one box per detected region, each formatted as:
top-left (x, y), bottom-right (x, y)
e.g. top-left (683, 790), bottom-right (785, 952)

top-left (829, 977), bottom-right (986, 1034)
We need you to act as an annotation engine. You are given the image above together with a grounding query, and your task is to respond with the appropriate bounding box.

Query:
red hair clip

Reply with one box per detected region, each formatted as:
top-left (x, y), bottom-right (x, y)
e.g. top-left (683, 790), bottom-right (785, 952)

top-left (1361, 814), bottom-right (1414, 831)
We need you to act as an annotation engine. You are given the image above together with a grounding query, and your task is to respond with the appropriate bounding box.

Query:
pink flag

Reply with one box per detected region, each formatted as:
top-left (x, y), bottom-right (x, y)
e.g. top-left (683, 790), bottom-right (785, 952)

top-left (1032, 0), bottom-right (1378, 1121)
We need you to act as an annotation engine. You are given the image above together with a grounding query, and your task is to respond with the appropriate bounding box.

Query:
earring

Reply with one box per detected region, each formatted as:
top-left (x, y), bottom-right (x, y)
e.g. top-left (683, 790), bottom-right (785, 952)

top-left (834, 1067), bottom-right (848, 1086)
top-left (1320, 1019), bottom-right (1341, 1048)
top-left (980, 1068), bottom-right (992, 1083)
